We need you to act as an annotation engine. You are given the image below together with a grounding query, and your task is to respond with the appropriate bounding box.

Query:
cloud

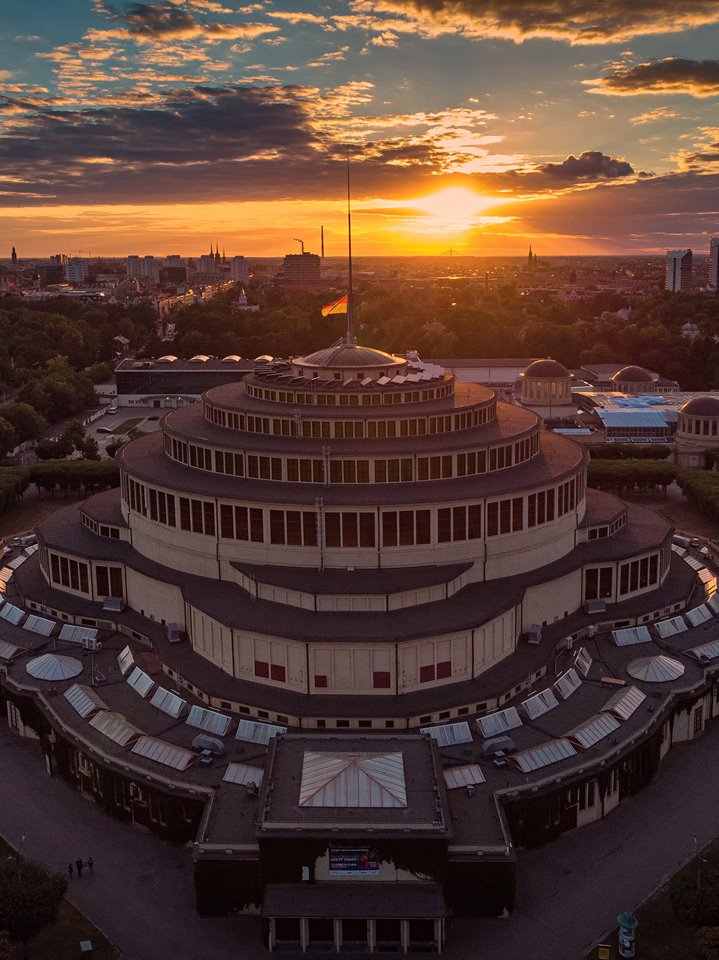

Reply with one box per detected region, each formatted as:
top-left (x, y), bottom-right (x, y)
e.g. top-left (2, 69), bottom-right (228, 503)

top-left (536, 151), bottom-right (636, 181)
top-left (630, 106), bottom-right (679, 124)
top-left (349, 0), bottom-right (719, 44)
top-left (587, 58), bottom-right (719, 97)
top-left (93, 2), bottom-right (279, 41)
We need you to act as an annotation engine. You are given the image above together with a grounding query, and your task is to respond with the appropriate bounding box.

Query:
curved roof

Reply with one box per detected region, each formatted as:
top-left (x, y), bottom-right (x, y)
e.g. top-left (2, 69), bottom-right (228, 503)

top-left (523, 358), bottom-right (569, 379)
top-left (627, 655), bottom-right (685, 683)
top-left (26, 653), bottom-right (83, 681)
top-left (612, 365), bottom-right (655, 383)
top-left (299, 342), bottom-right (405, 369)
top-left (680, 396), bottom-right (719, 417)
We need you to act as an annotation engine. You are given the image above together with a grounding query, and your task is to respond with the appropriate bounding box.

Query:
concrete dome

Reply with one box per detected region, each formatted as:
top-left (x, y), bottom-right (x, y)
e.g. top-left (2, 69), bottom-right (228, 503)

top-left (300, 343), bottom-right (404, 369)
top-left (612, 365), bottom-right (655, 384)
top-left (680, 396), bottom-right (719, 417)
top-left (523, 359), bottom-right (569, 379)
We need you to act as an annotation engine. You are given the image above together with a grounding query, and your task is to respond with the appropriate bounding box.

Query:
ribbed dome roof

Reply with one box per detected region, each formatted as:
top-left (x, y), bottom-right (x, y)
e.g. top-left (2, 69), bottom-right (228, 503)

top-left (680, 396), bottom-right (719, 417)
top-left (612, 365), bottom-right (655, 383)
top-left (523, 359), bottom-right (569, 379)
top-left (300, 343), bottom-right (404, 369)
top-left (26, 653), bottom-right (83, 681)
top-left (627, 655), bottom-right (685, 683)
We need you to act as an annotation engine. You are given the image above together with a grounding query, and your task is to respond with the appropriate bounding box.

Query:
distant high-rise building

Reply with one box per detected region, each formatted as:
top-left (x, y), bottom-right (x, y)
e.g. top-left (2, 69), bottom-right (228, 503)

top-left (666, 248), bottom-right (692, 292)
top-left (64, 259), bottom-right (88, 284)
top-left (710, 237), bottom-right (719, 291)
top-left (11, 246), bottom-right (17, 265)
top-left (126, 255), bottom-right (155, 278)
top-left (230, 256), bottom-right (249, 284)
top-left (283, 251), bottom-right (321, 286)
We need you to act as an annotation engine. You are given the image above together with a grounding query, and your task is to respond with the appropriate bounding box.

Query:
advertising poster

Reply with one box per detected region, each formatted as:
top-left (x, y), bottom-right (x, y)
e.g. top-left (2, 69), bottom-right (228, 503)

top-left (329, 847), bottom-right (380, 878)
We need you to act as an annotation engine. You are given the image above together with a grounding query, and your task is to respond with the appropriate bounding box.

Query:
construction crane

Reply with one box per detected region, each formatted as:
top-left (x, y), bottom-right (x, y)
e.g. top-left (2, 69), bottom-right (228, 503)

top-left (293, 238), bottom-right (305, 254)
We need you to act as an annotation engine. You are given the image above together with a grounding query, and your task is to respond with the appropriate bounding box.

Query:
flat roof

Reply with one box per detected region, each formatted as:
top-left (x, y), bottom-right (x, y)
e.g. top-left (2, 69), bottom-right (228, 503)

top-left (257, 734), bottom-right (451, 838)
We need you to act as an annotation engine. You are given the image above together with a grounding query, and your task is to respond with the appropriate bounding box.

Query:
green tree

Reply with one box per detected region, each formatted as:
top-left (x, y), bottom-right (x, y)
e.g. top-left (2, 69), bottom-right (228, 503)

top-left (60, 419), bottom-right (86, 451)
top-left (697, 928), bottom-right (719, 960)
top-left (78, 436), bottom-right (100, 460)
top-left (0, 403), bottom-right (47, 444)
top-left (0, 930), bottom-right (12, 960)
top-left (0, 855), bottom-right (67, 946)
top-left (0, 417), bottom-right (17, 458)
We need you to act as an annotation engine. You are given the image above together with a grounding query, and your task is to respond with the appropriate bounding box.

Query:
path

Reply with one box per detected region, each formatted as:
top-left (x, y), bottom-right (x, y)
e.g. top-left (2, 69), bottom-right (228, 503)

top-left (2, 720), bottom-right (719, 959)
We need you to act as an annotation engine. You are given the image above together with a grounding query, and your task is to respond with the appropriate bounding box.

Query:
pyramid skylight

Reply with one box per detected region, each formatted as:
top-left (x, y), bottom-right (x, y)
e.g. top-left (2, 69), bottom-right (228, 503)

top-left (299, 751), bottom-right (407, 808)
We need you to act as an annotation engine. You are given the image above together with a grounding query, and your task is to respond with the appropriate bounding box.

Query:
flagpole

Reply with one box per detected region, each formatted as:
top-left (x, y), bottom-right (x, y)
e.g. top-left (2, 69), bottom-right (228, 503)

top-left (346, 146), bottom-right (354, 344)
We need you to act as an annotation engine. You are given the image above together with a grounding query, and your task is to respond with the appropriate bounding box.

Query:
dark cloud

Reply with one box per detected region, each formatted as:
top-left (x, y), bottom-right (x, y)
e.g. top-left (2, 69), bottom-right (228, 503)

top-left (105, 3), bottom-right (198, 38)
top-left (589, 58), bottom-right (719, 97)
top-left (537, 151), bottom-right (635, 181)
top-left (510, 170), bottom-right (719, 251)
top-left (371, 0), bottom-right (719, 43)
top-left (97, 2), bottom-right (278, 40)
top-left (0, 85), bottom-right (649, 208)
top-left (0, 85), bottom-right (451, 205)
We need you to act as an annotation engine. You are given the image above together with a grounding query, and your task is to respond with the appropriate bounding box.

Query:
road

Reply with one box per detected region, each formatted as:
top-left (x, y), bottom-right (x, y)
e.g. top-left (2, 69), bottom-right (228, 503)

top-left (2, 720), bottom-right (719, 959)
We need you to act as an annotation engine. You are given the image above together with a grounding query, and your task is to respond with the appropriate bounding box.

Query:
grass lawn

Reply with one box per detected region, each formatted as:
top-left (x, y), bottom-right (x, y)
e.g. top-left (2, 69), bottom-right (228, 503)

top-left (656, 499), bottom-right (719, 541)
top-left (0, 839), bottom-right (118, 959)
top-left (0, 501), bottom-right (53, 538)
top-left (623, 482), bottom-right (719, 541)
top-left (585, 837), bottom-right (719, 959)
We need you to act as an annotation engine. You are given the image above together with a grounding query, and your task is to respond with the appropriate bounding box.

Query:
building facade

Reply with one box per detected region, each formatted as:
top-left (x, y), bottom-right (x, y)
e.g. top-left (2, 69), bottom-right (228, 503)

top-left (4, 337), bottom-right (718, 952)
top-left (666, 248), bottom-right (692, 292)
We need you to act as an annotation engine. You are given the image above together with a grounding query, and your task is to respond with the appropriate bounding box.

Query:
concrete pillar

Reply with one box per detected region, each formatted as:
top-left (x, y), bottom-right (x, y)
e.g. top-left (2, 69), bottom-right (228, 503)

top-left (435, 918), bottom-right (443, 953)
top-left (334, 918), bottom-right (342, 953)
top-left (400, 920), bottom-right (409, 954)
top-left (268, 918), bottom-right (276, 952)
top-left (300, 918), bottom-right (308, 953)
top-left (367, 918), bottom-right (376, 953)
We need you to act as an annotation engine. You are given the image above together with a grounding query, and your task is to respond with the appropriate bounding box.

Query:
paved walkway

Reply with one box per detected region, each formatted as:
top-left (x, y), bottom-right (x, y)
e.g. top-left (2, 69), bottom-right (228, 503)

top-left (2, 720), bottom-right (719, 960)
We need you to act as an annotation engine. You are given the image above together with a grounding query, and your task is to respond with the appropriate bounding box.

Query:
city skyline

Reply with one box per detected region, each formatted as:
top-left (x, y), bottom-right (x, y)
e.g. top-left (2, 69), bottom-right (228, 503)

top-left (2, 1), bottom-right (719, 256)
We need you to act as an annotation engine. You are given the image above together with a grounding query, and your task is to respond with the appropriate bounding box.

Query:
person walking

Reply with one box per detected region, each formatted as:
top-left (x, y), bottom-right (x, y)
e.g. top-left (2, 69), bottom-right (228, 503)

top-left (75, 858), bottom-right (83, 877)
top-left (86, 856), bottom-right (93, 874)
top-left (67, 863), bottom-right (73, 880)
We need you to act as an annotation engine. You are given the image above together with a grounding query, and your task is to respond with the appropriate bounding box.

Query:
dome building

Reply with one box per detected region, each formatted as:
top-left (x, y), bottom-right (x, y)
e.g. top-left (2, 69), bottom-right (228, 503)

top-left (518, 358), bottom-right (574, 418)
top-left (675, 396), bottom-right (719, 467)
top-left (4, 335), bottom-right (713, 948)
top-left (611, 365), bottom-right (658, 394)
top-left (28, 338), bottom-right (674, 722)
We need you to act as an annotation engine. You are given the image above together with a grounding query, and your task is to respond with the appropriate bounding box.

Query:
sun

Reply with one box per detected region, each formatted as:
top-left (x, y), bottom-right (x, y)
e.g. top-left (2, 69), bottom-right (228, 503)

top-left (408, 186), bottom-right (513, 235)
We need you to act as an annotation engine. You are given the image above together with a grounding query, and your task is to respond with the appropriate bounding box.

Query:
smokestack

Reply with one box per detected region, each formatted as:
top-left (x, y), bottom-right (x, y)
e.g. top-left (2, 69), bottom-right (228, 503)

top-left (321, 225), bottom-right (324, 259)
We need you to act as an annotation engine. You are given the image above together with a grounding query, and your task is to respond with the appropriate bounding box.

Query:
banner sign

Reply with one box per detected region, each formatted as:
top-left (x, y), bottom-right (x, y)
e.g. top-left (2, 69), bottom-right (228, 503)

top-left (329, 847), bottom-right (380, 877)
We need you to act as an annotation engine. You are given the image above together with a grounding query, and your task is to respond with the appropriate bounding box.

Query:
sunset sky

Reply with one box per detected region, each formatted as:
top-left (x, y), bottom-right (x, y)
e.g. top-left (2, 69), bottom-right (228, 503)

top-left (2, 0), bottom-right (719, 257)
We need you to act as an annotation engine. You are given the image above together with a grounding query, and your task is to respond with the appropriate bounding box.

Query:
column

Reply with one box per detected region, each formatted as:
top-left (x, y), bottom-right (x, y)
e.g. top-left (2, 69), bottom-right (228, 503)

top-left (268, 918), bottom-right (276, 952)
top-left (334, 918), bottom-right (342, 953)
top-left (400, 920), bottom-right (409, 954)
top-left (367, 919), bottom-right (376, 953)
top-left (300, 918), bottom-right (309, 953)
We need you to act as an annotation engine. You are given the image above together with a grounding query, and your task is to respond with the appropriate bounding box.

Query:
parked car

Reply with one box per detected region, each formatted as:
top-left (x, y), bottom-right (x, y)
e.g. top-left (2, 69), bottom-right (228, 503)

top-left (97, 426), bottom-right (113, 434)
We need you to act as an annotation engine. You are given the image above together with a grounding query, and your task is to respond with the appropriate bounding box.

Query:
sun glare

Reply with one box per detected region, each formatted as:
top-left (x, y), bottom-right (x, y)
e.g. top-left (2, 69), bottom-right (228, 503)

top-left (408, 187), bottom-right (512, 235)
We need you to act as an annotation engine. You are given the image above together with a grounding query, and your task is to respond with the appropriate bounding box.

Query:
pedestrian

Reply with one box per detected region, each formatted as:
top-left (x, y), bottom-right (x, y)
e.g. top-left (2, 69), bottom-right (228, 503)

top-left (67, 863), bottom-right (73, 880)
top-left (76, 858), bottom-right (83, 877)
top-left (86, 856), bottom-right (93, 874)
